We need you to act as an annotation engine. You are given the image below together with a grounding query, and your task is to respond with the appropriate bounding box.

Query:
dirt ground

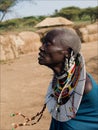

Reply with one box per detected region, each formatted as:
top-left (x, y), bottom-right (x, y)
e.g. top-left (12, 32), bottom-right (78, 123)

top-left (0, 42), bottom-right (98, 130)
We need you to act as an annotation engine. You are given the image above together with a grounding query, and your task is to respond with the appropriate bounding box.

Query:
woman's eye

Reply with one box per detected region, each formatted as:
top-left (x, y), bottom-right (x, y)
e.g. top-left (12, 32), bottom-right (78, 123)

top-left (45, 42), bottom-right (51, 46)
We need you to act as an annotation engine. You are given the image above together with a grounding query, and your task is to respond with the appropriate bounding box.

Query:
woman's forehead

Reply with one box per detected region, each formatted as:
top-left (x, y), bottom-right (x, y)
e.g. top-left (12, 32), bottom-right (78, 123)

top-left (43, 31), bottom-right (60, 43)
top-left (42, 34), bottom-right (68, 50)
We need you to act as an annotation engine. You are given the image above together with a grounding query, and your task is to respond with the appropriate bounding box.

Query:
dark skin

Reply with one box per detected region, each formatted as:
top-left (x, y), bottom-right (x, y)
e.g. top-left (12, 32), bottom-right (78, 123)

top-left (38, 30), bottom-right (92, 94)
top-left (84, 74), bottom-right (92, 94)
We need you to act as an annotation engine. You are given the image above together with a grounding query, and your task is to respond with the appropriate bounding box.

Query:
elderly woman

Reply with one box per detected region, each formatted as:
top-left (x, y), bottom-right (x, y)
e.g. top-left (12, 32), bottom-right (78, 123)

top-left (11, 28), bottom-right (98, 130)
top-left (38, 28), bottom-right (98, 130)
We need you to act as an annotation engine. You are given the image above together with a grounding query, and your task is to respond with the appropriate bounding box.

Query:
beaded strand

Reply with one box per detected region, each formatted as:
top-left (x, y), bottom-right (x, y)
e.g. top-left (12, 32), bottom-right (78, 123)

top-left (10, 104), bottom-right (46, 130)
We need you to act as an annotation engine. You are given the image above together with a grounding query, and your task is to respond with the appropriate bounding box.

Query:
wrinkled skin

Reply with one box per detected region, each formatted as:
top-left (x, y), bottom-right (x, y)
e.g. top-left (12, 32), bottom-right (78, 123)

top-left (38, 30), bottom-right (70, 74)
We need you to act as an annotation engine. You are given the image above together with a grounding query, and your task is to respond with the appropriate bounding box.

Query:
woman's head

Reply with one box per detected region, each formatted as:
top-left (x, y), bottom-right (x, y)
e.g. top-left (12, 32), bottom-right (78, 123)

top-left (38, 28), bottom-right (81, 73)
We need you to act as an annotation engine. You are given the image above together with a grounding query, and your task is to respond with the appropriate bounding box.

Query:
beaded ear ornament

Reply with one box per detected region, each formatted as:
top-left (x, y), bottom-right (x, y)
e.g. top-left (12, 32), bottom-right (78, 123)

top-left (53, 51), bottom-right (79, 108)
top-left (10, 104), bottom-right (46, 130)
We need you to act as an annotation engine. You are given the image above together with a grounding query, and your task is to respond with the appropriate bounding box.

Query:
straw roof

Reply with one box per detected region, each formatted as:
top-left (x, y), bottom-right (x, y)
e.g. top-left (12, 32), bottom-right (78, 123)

top-left (35, 17), bottom-right (74, 28)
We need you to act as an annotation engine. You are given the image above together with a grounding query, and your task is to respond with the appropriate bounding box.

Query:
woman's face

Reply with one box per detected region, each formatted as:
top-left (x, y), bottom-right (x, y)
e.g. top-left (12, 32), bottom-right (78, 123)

top-left (38, 31), bottom-right (69, 68)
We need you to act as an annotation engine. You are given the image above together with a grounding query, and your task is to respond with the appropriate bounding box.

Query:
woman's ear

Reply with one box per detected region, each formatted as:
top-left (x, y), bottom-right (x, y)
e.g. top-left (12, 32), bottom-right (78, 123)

top-left (61, 50), bottom-right (68, 58)
top-left (62, 50), bottom-right (69, 58)
top-left (66, 48), bottom-right (74, 58)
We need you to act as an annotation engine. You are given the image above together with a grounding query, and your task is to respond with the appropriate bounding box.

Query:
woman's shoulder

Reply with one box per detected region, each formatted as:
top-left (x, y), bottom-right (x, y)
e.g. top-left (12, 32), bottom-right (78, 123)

top-left (84, 73), bottom-right (92, 94)
top-left (84, 73), bottom-right (98, 94)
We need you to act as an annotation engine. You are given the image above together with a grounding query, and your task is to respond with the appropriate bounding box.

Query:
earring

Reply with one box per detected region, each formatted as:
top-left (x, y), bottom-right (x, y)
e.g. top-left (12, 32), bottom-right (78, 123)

top-left (69, 51), bottom-right (75, 68)
top-left (64, 57), bottom-right (69, 71)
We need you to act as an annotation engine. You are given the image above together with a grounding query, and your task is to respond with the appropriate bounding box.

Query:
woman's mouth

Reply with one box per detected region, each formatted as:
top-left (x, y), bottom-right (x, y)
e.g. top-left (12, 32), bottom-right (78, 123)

top-left (38, 52), bottom-right (45, 59)
top-left (38, 52), bottom-right (46, 65)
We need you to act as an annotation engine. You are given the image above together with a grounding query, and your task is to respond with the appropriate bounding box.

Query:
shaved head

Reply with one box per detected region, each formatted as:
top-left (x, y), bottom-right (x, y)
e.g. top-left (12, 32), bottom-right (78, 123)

top-left (43, 28), bottom-right (81, 55)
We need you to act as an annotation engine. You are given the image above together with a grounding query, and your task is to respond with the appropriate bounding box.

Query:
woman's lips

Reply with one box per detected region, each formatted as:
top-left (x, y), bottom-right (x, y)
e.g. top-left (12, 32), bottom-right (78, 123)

top-left (38, 52), bottom-right (45, 59)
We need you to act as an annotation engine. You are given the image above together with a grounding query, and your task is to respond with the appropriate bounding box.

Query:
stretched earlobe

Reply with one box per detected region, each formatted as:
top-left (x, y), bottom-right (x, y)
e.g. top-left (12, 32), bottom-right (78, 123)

top-left (62, 50), bottom-right (69, 58)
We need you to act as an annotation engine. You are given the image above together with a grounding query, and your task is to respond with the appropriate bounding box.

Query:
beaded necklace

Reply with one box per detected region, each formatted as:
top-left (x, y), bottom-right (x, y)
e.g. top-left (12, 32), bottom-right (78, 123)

top-left (53, 53), bottom-right (81, 103)
top-left (45, 53), bottom-right (86, 122)
top-left (52, 61), bottom-right (81, 115)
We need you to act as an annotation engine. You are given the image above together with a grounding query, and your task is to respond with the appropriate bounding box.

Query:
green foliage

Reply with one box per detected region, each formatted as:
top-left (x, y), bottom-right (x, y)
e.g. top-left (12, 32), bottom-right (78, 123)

top-left (54, 6), bottom-right (80, 20)
top-left (0, 0), bottom-right (14, 12)
top-left (53, 6), bottom-right (98, 22)
top-left (0, 16), bottom-right (46, 32)
top-left (0, 0), bottom-right (16, 21)
top-left (0, 0), bottom-right (35, 21)
top-left (78, 6), bottom-right (98, 23)
top-left (0, 6), bottom-right (97, 33)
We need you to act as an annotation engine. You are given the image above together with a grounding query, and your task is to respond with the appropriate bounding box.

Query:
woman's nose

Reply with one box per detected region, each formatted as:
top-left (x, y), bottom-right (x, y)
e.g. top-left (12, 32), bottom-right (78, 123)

top-left (39, 44), bottom-right (45, 51)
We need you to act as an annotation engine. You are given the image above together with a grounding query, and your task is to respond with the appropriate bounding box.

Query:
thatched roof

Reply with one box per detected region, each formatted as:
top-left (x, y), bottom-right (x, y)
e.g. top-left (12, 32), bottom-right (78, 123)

top-left (35, 17), bottom-right (74, 28)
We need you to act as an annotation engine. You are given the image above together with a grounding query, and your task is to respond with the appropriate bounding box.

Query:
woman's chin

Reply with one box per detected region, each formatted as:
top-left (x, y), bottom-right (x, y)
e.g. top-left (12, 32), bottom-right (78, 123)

top-left (38, 57), bottom-right (45, 65)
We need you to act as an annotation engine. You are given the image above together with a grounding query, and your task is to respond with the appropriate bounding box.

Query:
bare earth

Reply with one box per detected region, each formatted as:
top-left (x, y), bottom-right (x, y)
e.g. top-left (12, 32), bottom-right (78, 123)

top-left (0, 42), bottom-right (98, 130)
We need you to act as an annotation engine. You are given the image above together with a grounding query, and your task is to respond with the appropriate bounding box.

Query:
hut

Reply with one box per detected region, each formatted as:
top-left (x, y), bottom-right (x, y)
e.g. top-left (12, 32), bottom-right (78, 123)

top-left (35, 17), bottom-right (74, 37)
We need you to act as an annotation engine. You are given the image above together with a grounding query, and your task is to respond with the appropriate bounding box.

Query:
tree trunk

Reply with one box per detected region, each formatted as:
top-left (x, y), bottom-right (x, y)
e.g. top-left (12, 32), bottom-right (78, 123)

top-left (0, 11), bottom-right (7, 21)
